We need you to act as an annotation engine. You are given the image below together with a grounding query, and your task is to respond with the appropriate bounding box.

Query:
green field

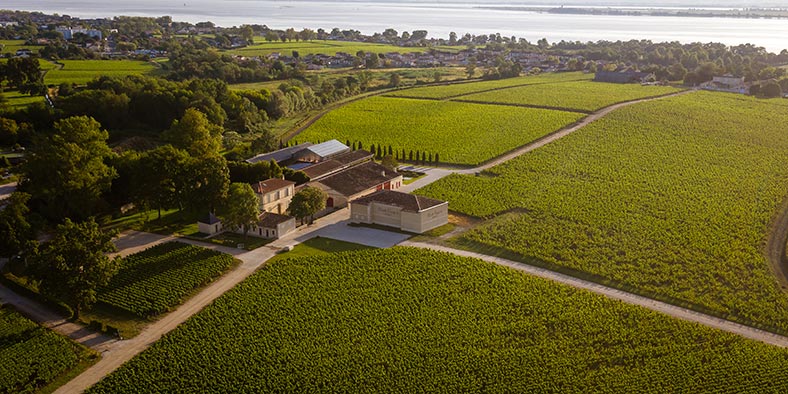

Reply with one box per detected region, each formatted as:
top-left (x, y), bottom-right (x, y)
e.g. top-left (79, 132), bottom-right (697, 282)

top-left (385, 72), bottom-right (593, 99)
top-left (1, 305), bottom-right (95, 393)
top-left (44, 60), bottom-right (157, 85)
top-left (98, 242), bottom-right (236, 317)
top-left (417, 91), bottom-right (788, 332)
top-left (1, 90), bottom-right (44, 108)
top-left (299, 96), bottom-right (582, 165)
top-left (87, 248), bottom-right (788, 393)
top-left (458, 81), bottom-right (682, 112)
top-left (227, 40), bottom-right (432, 57)
top-left (0, 40), bottom-right (41, 55)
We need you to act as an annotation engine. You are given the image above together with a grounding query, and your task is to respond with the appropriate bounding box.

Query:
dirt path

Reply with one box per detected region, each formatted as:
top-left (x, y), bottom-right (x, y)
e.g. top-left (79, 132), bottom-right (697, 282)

top-left (766, 195), bottom-right (788, 290)
top-left (0, 285), bottom-right (118, 352)
top-left (456, 89), bottom-right (694, 174)
top-left (54, 208), bottom-right (353, 394)
top-left (401, 241), bottom-right (788, 348)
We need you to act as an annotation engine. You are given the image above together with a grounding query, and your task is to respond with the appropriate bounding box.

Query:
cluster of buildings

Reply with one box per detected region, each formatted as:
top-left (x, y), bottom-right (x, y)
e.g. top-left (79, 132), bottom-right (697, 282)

top-left (257, 48), bottom-right (581, 73)
top-left (199, 140), bottom-right (449, 240)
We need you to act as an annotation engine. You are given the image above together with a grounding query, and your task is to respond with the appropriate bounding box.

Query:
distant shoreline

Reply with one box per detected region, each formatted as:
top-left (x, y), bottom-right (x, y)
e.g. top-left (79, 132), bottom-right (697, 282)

top-left (479, 6), bottom-right (788, 19)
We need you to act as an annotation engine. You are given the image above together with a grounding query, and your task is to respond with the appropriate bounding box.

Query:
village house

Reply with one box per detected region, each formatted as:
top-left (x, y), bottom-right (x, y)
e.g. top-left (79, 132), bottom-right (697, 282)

top-left (349, 190), bottom-right (448, 234)
top-left (704, 75), bottom-right (747, 93)
top-left (252, 178), bottom-right (295, 214)
top-left (56, 26), bottom-right (103, 40)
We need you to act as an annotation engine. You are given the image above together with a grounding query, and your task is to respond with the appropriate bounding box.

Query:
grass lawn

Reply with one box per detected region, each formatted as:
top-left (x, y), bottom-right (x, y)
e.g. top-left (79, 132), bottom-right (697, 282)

top-left (198, 232), bottom-right (273, 251)
top-left (1, 90), bottom-right (44, 108)
top-left (105, 208), bottom-right (200, 237)
top-left (268, 236), bottom-right (372, 264)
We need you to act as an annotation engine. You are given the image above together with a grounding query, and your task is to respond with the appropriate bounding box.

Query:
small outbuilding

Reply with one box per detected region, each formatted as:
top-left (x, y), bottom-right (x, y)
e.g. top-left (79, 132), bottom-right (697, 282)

top-left (349, 190), bottom-right (448, 234)
top-left (248, 213), bottom-right (296, 239)
top-left (198, 212), bottom-right (223, 235)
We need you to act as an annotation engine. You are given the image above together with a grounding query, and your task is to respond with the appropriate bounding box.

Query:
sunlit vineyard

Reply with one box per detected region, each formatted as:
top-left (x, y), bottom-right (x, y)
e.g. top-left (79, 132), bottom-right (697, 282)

top-left (300, 96), bottom-right (582, 165)
top-left (417, 91), bottom-right (788, 332)
top-left (98, 242), bottom-right (236, 317)
top-left (458, 81), bottom-right (682, 112)
top-left (87, 248), bottom-right (788, 393)
top-left (0, 305), bottom-right (92, 394)
top-left (386, 71), bottom-right (591, 99)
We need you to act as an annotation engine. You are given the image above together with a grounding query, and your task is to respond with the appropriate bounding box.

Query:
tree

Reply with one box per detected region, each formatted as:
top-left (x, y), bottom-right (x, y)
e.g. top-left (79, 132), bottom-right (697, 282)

top-left (761, 81), bottom-right (783, 98)
top-left (465, 60), bottom-right (477, 79)
top-left (164, 108), bottom-right (223, 157)
top-left (381, 154), bottom-right (398, 171)
top-left (0, 192), bottom-right (35, 259)
top-left (32, 218), bottom-right (119, 319)
top-left (289, 187), bottom-right (327, 224)
top-left (136, 145), bottom-right (190, 219)
top-left (22, 116), bottom-right (116, 221)
top-left (389, 73), bottom-right (401, 88)
top-left (182, 155), bottom-right (230, 213)
top-left (221, 183), bottom-right (260, 240)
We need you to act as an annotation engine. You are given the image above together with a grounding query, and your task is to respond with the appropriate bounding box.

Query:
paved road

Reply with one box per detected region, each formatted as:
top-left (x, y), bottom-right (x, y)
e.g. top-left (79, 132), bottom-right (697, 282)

top-left (53, 207), bottom-right (366, 394)
top-left (401, 241), bottom-right (788, 348)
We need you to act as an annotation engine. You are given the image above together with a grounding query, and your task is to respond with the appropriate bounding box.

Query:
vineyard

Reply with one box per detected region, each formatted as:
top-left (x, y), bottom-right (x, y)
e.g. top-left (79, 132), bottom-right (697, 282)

top-left (44, 59), bottom-right (157, 85)
top-left (385, 71), bottom-right (591, 99)
top-left (87, 248), bottom-right (788, 393)
top-left (417, 91), bottom-right (788, 332)
top-left (299, 96), bottom-right (582, 165)
top-left (0, 305), bottom-right (92, 394)
top-left (98, 242), bottom-right (236, 317)
top-left (457, 81), bottom-right (682, 112)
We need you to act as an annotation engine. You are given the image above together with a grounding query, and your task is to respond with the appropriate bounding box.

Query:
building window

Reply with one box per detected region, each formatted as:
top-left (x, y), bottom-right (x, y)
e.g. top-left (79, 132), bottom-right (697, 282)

top-left (285, 188), bottom-right (290, 197)
top-left (275, 190), bottom-right (280, 200)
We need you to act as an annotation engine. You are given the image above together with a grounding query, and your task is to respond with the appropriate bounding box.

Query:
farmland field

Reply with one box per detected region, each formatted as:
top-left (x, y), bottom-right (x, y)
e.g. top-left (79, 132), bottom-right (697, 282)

top-left (98, 242), bottom-right (237, 317)
top-left (227, 40), bottom-right (432, 57)
top-left (299, 96), bottom-right (582, 165)
top-left (417, 91), bottom-right (788, 332)
top-left (385, 71), bottom-right (592, 99)
top-left (458, 81), bottom-right (682, 112)
top-left (0, 40), bottom-right (41, 55)
top-left (0, 305), bottom-right (95, 393)
top-left (44, 60), bottom-right (157, 85)
top-left (87, 248), bottom-right (788, 393)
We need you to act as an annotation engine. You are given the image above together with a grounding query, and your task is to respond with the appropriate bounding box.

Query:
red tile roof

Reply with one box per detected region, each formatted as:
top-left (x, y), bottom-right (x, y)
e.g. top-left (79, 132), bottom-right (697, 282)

top-left (251, 178), bottom-right (295, 194)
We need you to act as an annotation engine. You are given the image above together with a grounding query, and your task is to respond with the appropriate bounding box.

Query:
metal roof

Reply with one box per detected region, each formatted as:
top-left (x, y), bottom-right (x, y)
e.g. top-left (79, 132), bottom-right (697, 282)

top-left (246, 143), bottom-right (312, 164)
top-left (302, 140), bottom-right (349, 158)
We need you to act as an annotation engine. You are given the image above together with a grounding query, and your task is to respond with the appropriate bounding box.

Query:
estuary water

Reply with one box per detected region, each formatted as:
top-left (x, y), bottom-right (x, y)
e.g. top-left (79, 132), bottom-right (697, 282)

top-left (4, 0), bottom-right (788, 52)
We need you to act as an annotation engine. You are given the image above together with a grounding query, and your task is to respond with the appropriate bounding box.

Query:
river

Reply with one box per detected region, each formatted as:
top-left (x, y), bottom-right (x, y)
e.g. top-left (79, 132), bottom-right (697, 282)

top-left (4, 0), bottom-right (787, 52)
